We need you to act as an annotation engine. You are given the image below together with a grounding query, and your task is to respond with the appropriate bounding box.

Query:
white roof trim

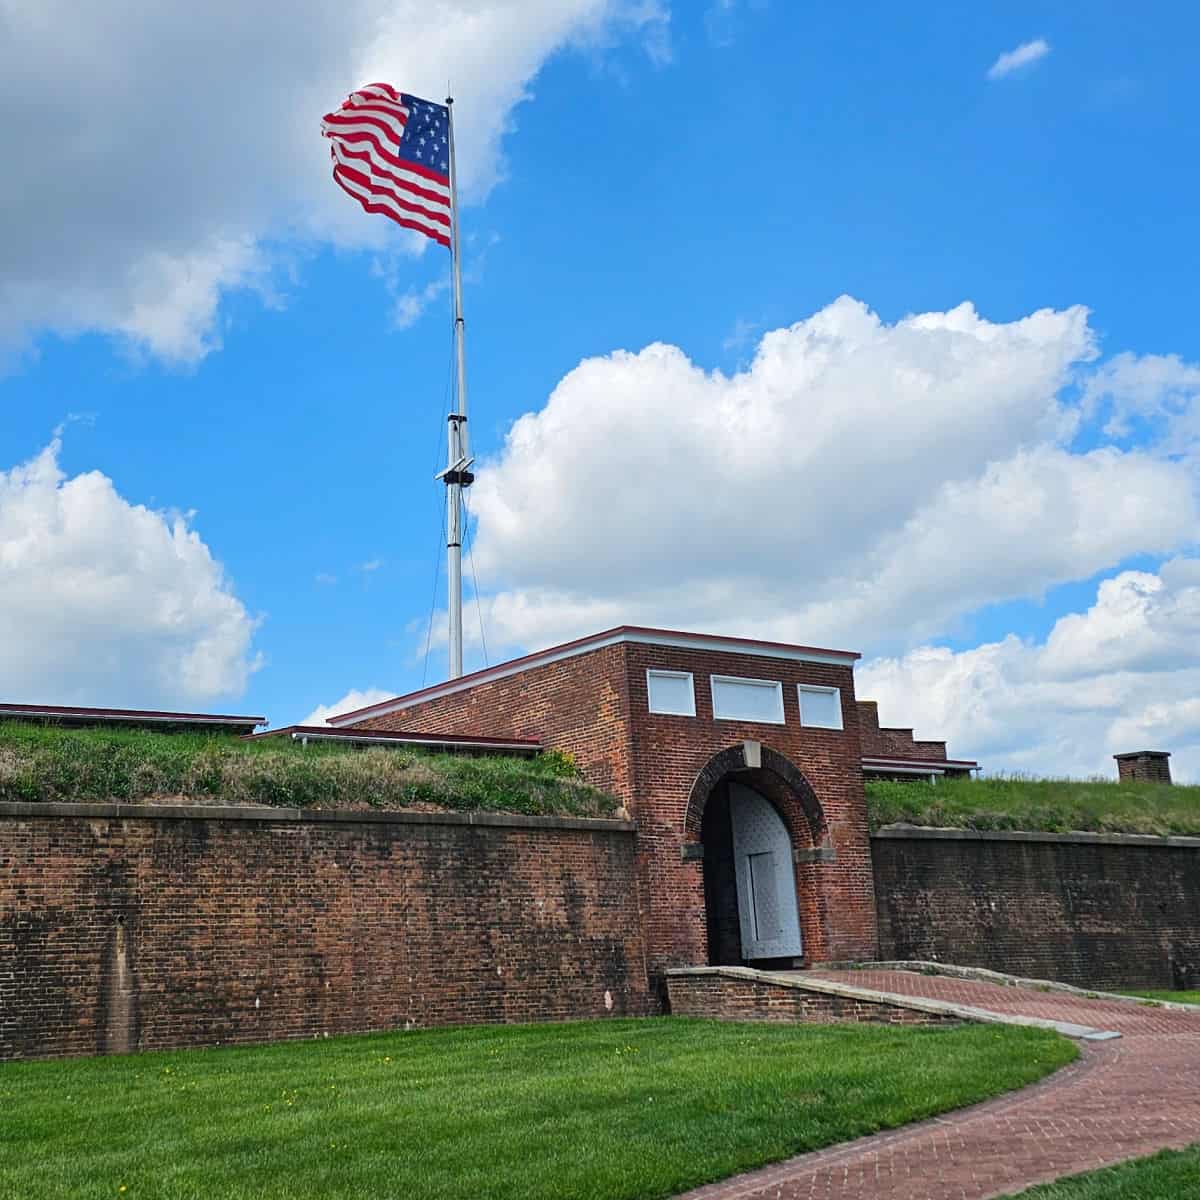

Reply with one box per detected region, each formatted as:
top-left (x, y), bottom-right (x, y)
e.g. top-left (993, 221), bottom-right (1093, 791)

top-left (862, 762), bottom-right (946, 777)
top-left (863, 755), bottom-right (977, 770)
top-left (624, 631), bottom-right (856, 667)
top-left (331, 628), bottom-right (857, 726)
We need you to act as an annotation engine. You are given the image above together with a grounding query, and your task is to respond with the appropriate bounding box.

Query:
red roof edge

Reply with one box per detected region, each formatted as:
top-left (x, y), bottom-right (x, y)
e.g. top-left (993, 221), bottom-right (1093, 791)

top-left (0, 702), bottom-right (265, 727)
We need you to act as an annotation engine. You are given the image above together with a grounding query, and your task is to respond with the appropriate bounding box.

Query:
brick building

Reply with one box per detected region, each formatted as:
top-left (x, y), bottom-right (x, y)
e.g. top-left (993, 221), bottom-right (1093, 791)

top-left (332, 625), bottom-right (976, 991)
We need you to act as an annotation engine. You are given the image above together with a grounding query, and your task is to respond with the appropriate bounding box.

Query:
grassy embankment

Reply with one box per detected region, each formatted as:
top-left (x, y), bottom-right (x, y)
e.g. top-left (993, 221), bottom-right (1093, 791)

top-left (866, 774), bottom-right (1200, 837)
top-left (0, 1018), bottom-right (1076, 1200)
top-left (0, 721), bottom-right (615, 818)
top-left (1121, 990), bottom-right (1200, 1005)
top-left (1001, 1145), bottom-right (1200, 1198)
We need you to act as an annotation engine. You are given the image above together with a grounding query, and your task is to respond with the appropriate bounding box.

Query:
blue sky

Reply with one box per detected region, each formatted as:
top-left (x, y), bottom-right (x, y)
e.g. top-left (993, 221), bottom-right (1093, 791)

top-left (2, 2), bottom-right (1198, 777)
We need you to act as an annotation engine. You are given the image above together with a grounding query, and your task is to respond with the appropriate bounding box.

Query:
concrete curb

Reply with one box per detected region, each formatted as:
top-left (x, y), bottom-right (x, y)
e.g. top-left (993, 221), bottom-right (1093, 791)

top-left (0, 800), bottom-right (636, 834)
top-left (665, 965), bottom-right (1121, 1041)
top-left (830, 959), bottom-right (1200, 1013)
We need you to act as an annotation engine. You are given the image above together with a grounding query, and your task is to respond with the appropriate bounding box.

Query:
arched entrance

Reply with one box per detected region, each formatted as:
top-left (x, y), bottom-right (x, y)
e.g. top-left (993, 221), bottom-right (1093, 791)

top-left (688, 744), bottom-right (830, 968)
top-left (702, 781), bottom-right (803, 963)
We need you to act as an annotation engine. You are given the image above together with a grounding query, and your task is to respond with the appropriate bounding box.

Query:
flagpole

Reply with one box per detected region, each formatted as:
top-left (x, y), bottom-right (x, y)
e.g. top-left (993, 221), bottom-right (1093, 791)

top-left (443, 94), bottom-right (471, 680)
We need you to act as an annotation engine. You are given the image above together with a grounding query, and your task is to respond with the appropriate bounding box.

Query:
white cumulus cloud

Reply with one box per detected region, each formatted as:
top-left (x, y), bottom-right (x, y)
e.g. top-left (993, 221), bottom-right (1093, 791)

top-left (451, 297), bottom-right (1196, 658)
top-left (0, 1), bottom-right (668, 364)
top-left (858, 559), bottom-right (1200, 781)
top-left (987, 38), bottom-right (1050, 81)
top-left (299, 688), bottom-right (395, 727)
top-left (0, 439), bottom-right (260, 707)
top-left (1083, 351), bottom-right (1200, 458)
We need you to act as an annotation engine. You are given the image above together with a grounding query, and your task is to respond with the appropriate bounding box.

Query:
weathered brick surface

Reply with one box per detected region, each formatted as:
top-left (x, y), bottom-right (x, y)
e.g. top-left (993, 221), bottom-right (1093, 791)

top-left (356, 643), bottom-right (637, 803)
top-left (872, 830), bottom-right (1200, 990)
top-left (911, 739), bottom-right (948, 759)
top-left (856, 701), bottom-right (948, 762)
top-left (0, 808), bottom-right (651, 1062)
top-left (350, 639), bottom-right (878, 989)
top-left (1115, 750), bottom-right (1172, 784)
top-left (622, 643), bottom-right (876, 981)
top-left (665, 974), bottom-right (957, 1026)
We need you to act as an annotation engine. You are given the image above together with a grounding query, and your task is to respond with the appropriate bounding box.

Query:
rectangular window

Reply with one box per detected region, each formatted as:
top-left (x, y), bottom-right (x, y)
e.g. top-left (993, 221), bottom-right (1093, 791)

top-left (710, 675), bottom-right (785, 724)
top-left (797, 684), bottom-right (843, 730)
top-left (646, 669), bottom-right (696, 716)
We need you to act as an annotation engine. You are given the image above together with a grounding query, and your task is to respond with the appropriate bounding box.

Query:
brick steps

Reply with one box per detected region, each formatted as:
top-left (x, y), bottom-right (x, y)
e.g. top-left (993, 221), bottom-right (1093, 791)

top-left (664, 964), bottom-right (1120, 1040)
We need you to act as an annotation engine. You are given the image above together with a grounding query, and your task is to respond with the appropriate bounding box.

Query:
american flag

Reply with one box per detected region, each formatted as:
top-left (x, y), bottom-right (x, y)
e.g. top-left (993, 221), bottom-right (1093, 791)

top-left (321, 84), bottom-right (452, 249)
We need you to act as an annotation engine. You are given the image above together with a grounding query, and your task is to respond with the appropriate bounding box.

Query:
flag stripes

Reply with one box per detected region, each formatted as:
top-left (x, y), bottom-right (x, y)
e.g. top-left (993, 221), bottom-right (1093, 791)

top-left (321, 84), bottom-right (452, 249)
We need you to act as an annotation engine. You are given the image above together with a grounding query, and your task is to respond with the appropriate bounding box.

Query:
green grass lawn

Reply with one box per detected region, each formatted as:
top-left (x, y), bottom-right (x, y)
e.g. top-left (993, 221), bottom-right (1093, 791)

top-left (1000, 1145), bottom-right (1200, 1197)
top-left (0, 720), bottom-right (614, 817)
top-left (0, 1018), bottom-right (1075, 1200)
top-left (1119, 990), bottom-right (1200, 1005)
top-left (866, 775), bottom-right (1200, 836)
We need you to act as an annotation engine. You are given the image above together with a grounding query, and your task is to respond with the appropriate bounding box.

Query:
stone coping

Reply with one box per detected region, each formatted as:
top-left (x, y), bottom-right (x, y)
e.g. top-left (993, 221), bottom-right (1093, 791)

top-left (665, 965), bottom-right (1120, 1041)
top-left (872, 823), bottom-right (1200, 849)
top-left (829, 960), bottom-right (1200, 1013)
top-left (0, 800), bottom-right (636, 834)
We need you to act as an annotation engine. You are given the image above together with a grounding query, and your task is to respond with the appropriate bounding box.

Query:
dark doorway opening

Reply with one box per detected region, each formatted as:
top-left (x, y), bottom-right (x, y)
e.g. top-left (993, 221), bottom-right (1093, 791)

top-left (701, 781), bottom-right (742, 966)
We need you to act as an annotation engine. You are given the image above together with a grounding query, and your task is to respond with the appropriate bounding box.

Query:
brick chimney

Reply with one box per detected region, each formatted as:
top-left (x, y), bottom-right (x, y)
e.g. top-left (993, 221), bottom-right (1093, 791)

top-left (1114, 751), bottom-right (1172, 785)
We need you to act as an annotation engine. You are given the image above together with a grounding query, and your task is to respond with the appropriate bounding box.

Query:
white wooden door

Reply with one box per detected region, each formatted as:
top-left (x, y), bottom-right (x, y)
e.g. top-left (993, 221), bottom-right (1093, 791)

top-left (729, 782), bottom-right (803, 960)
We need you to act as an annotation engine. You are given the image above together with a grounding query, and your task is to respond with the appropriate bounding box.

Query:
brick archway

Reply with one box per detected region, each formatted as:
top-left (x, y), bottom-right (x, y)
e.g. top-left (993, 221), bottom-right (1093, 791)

top-left (685, 744), bottom-right (833, 966)
top-left (684, 743), bottom-right (830, 851)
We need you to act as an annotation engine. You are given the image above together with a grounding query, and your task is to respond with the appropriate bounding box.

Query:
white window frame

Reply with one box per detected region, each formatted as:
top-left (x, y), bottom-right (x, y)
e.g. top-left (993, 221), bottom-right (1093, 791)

top-left (709, 675), bottom-right (786, 725)
top-left (797, 684), bottom-right (844, 730)
top-left (645, 669), bottom-right (696, 717)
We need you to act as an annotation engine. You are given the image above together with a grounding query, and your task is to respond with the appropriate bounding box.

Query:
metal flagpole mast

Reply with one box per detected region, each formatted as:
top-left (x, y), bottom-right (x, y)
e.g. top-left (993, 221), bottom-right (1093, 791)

top-left (442, 93), bottom-right (472, 680)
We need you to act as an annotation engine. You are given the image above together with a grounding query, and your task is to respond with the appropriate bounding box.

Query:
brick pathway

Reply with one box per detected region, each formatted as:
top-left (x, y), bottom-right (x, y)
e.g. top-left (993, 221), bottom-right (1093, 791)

top-left (677, 969), bottom-right (1200, 1200)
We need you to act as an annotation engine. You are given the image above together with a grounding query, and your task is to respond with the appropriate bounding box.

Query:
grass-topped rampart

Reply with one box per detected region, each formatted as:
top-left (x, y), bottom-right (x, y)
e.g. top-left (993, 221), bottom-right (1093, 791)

top-left (0, 722), bottom-right (618, 819)
top-left (867, 774), bottom-right (1200, 837)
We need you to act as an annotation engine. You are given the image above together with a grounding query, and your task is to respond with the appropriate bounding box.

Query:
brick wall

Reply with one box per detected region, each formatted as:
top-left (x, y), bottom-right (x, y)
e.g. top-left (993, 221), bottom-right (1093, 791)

top-left (872, 827), bottom-right (1200, 991)
top-left (353, 643), bottom-right (636, 804)
top-left (1115, 751), bottom-right (1172, 785)
top-left (856, 701), bottom-right (947, 762)
top-left (347, 638), bottom-right (878, 987)
top-left (0, 803), bottom-right (650, 1062)
top-left (622, 644), bottom-right (877, 977)
top-left (664, 971), bottom-right (957, 1026)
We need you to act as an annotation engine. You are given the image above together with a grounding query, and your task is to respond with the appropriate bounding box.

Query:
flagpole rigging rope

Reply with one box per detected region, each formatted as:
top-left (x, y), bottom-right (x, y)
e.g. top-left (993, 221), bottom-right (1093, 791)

top-left (421, 487), bottom-right (448, 688)
top-left (462, 488), bottom-right (489, 668)
top-left (421, 292), bottom-right (458, 687)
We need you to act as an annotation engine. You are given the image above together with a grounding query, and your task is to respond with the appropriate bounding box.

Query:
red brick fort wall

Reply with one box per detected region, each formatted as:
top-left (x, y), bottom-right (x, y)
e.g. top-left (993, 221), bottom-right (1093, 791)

top-left (0, 804), bottom-right (649, 1062)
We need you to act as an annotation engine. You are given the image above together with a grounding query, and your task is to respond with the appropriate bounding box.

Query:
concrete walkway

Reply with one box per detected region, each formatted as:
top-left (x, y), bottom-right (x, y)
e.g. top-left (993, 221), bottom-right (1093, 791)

top-left (677, 968), bottom-right (1200, 1200)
